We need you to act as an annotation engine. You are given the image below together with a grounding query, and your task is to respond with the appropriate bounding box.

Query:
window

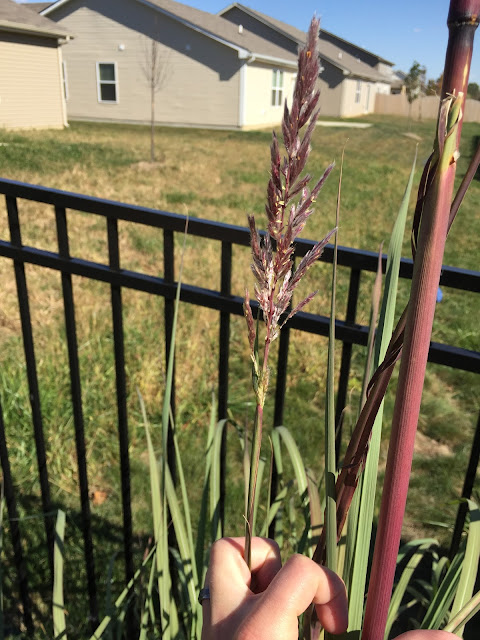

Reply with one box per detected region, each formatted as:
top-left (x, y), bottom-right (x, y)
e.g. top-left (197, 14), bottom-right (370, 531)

top-left (62, 60), bottom-right (68, 101)
top-left (355, 79), bottom-right (362, 104)
top-left (271, 69), bottom-right (283, 107)
top-left (96, 62), bottom-right (118, 103)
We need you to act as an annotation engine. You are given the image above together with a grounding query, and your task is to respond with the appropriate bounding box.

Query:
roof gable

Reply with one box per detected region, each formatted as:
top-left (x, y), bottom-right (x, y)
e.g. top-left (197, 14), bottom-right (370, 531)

top-left (41, 0), bottom-right (298, 66)
top-left (319, 29), bottom-right (394, 67)
top-left (219, 3), bottom-right (395, 80)
top-left (219, 3), bottom-right (305, 44)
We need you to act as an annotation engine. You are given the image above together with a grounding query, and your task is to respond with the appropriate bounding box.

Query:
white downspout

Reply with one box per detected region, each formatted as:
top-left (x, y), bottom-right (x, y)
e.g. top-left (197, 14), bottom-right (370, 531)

top-left (238, 54), bottom-right (256, 129)
top-left (57, 42), bottom-right (68, 127)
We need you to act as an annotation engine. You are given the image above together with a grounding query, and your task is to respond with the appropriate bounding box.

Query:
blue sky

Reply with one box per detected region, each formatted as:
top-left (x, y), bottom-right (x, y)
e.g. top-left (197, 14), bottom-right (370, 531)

top-left (23, 0), bottom-right (480, 83)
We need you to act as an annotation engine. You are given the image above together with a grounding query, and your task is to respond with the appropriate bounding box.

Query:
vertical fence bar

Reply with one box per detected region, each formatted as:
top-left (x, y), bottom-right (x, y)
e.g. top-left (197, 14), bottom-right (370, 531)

top-left (163, 229), bottom-right (176, 483)
top-left (55, 206), bottom-right (99, 628)
top-left (218, 241), bottom-right (232, 535)
top-left (335, 267), bottom-right (361, 466)
top-left (450, 410), bottom-right (480, 559)
top-left (268, 323), bottom-right (291, 540)
top-left (107, 217), bottom-right (135, 635)
top-left (0, 397), bottom-right (34, 635)
top-left (6, 196), bottom-right (54, 577)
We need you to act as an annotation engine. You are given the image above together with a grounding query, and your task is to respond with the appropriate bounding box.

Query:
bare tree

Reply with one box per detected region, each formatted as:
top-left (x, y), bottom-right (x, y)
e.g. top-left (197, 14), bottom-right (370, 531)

top-left (141, 36), bottom-right (170, 162)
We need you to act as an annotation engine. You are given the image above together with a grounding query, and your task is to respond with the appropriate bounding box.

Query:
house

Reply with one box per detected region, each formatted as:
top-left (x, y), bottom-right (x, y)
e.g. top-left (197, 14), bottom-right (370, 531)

top-left (219, 3), bottom-right (397, 117)
top-left (33, 0), bottom-right (301, 130)
top-left (0, 0), bottom-right (69, 129)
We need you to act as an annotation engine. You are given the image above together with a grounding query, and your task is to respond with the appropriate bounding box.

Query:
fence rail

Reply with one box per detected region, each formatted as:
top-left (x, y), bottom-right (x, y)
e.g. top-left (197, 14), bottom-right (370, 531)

top-left (0, 177), bottom-right (479, 635)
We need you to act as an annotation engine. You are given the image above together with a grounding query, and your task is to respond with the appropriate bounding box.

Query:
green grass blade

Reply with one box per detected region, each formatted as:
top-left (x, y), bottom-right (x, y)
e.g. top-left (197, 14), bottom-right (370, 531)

top-left (210, 419), bottom-right (228, 543)
top-left (139, 553), bottom-right (156, 640)
top-left (306, 468), bottom-right (322, 552)
top-left (264, 429), bottom-right (285, 545)
top-left (347, 149), bottom-right (417, 631)
top-left (139, 392), bottom-right (171, 638)
top-left (53, 509), bottom-right (67, 640)
top-left (385, 539), bottom-right (438, 639)
top-left (449, 500), bottom-right (480, 636)
top-left (139, 393), bottom-right (164, 604)
top-left (164, 464), bottom-right (200, 634)
top-left (162, 219), bottom-right (188, 477)
top-left (276, 426), bottom-right (311, 556)
top-left (343, 247), bottom-right (382, 592)
top-left (195, 393), bottom-right (217, 583)
top-left (170, 403), bottom-right (196, 585)
top-left (104, 552), bottom-right (119, 640)
top-left (325, 154), bottom-right (341, 574)
top-left (421, 545), bottom-right (465, 629)
top-left (444, 590), bottom-right (480, 635)
top-left (89, 548), bottom-right (156, 640)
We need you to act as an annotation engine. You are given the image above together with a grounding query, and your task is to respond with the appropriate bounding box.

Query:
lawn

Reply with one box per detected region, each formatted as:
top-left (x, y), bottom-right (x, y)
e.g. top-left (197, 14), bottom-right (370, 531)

top-left (0, 115), bottom-right (478, 637)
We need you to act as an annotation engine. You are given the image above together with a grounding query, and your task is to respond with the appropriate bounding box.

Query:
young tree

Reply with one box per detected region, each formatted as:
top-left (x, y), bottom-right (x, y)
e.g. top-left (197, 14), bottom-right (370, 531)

top-left (141, 37), bottom-right (170, 162)
top-left (426, 72), bottom-right (443, 95)
top-left (467, 81), bottom-right (480, 99)
top-left (405, 61), bottom-right (426, 124)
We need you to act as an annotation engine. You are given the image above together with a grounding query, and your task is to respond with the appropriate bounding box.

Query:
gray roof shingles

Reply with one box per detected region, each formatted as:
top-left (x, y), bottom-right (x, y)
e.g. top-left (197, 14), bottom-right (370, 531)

top-left (42, 0), bottom-right (298, 64)
top-left (1, 0), bottom-right (68, 36)
top-left (219, 3), bottom-right (394, 81)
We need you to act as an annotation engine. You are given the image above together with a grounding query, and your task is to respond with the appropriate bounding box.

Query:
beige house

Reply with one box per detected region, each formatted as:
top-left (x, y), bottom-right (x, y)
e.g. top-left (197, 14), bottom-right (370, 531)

top-left (219, 3), bottom-right (396, 118)
top-left (0, 0), bottom-right (69, 129)
top-left (35, 0), bottom-right (300, 130)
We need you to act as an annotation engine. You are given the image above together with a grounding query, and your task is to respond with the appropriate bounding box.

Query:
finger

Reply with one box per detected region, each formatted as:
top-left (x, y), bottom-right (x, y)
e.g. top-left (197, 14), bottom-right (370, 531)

top-left (206, 537), bottom-right (282, 622)
top-left (250, 554), bottom-right (348, 634)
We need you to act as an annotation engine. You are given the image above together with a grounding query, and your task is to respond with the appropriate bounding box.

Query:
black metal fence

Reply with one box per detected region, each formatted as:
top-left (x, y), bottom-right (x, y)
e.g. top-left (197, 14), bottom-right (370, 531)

top-left (0, 177), bottom-right (479, 635)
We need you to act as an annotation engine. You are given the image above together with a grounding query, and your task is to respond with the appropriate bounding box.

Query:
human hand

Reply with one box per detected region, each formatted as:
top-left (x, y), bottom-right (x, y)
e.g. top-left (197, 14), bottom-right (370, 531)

top-left (200, 537), bottom-right (460, 640)
top-left (200, 536), bottom-right (348, 640)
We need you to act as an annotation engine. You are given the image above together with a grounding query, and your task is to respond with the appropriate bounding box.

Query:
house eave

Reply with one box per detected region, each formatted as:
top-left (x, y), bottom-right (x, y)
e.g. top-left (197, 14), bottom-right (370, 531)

top-left (0, 19), bottom-right (69, 40)
top-left (321, 54), bottom-right (389, 83)
top-left (246, 52), bottom-right (297, 68)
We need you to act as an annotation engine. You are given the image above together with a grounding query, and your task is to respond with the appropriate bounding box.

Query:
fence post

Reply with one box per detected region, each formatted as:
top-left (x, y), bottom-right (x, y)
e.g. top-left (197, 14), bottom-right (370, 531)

top-left (163, 229), bottom-right (176, 483)
top-left (107, 217), bottom-right (135, 634)
top-left (218, 241), bottom-right (232, 535)
top-left (335, 268), bottom-right (361, 465)
top-left (6, 196), bottom-right (54, 579)
top-left (450, 410), bottom-right (480, 558)
top-left (0, 398), bottom-right (33, 635)
top-left (56, 206), bottom-right (99, 629)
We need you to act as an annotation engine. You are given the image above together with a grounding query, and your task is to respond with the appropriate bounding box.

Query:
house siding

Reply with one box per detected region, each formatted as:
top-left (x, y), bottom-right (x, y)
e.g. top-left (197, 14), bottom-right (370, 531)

top-left (243, 62), bottom-right (295, 128)
top-left (50, 0), bottom-right (242, 127)
top-left (320, 31), bottom-right (379, 68)
top-left (316, 60), bottom-right (344, 117)
top-left (221, 7), bottom-right (298, 55)
top-left (0, 32), bottom-right (66, 129)
top-left (340, 77), bottom-right (376, 116)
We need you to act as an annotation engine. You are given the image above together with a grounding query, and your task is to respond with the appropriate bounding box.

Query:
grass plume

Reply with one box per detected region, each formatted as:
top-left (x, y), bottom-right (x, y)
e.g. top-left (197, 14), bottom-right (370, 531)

top-left (243, 16), bottom-right (335, 567)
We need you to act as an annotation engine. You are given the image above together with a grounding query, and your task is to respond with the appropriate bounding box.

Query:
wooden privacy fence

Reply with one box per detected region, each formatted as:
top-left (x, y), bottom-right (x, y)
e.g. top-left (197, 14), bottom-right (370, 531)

top-left (375, 93), bottom-right (480, 122)
top-left (0, 177), bottom-right (479, 634)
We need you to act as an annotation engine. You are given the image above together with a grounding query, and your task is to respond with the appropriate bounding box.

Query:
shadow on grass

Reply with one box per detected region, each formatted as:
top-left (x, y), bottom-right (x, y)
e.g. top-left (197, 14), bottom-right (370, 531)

top-left (2, 492), bottom-right (152, 639)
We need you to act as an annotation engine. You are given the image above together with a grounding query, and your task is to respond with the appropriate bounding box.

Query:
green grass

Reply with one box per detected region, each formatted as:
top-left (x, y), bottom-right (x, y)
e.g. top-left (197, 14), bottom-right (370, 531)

top-left (0, 115), bottom-right (478, 636)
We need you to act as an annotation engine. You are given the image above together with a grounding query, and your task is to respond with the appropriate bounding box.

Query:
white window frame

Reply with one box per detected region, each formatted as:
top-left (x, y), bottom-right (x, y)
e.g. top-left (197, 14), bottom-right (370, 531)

top-left (96, 62), bottom-right (118, 103)
top-left (62, 60), bottom-right (69, 101)
top-left (271, 69), bottom-right (284, 107)
top-left (355, 79), bottom-right (362, 104)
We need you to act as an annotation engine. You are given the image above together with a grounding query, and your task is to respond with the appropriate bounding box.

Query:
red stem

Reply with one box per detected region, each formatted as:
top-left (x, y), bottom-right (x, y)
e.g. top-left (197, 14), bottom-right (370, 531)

top-left (362, 3), bottom-right (479, 638)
